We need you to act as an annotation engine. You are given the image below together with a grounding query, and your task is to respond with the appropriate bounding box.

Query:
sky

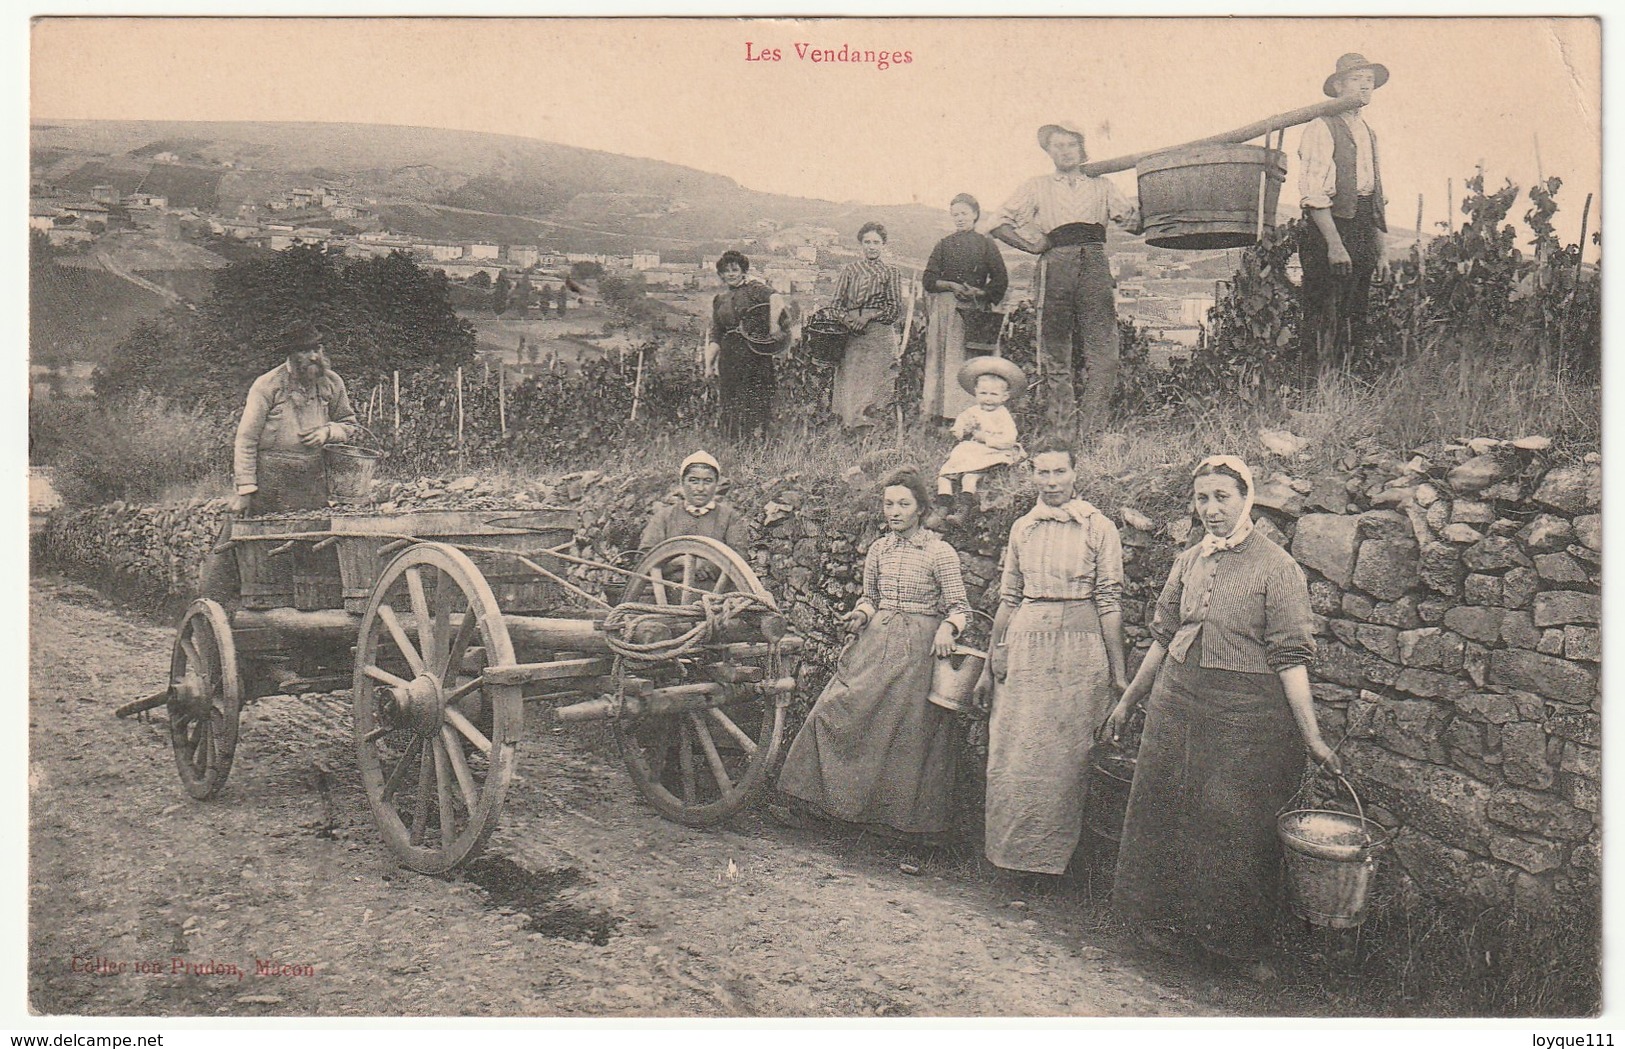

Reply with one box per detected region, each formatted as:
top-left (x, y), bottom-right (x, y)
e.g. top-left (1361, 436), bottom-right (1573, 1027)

top-left (30, 16), bottom-right (1602, 242)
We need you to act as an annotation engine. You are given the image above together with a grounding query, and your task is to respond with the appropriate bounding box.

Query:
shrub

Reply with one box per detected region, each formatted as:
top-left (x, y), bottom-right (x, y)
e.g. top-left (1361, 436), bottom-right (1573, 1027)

top-left (49, 392), bottom-right (231, 506)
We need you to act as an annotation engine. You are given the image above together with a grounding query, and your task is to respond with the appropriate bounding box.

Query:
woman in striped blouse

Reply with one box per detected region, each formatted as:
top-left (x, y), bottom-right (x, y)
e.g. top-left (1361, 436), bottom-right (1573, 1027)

top-left (774, 468), bottom-right (969, 839)
top-left (828, 222), bottom-right (904, 430)
top-left (1104, 455), bottom-right (1340, 980)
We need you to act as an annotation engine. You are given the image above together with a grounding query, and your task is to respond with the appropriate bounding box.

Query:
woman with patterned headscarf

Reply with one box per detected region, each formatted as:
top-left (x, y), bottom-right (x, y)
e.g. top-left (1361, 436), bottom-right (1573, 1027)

top-left (1104, 455), bottom-right (1340, 981)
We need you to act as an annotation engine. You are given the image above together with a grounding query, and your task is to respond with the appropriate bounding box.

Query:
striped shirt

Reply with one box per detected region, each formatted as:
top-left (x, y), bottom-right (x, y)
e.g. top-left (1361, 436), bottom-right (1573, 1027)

top-left (1149, 528), bottom-right (1316, 674)
top-left (992, 173), bottom-right (1138, 235)
top-left (997, 499), bottom-right (1123, 616)
top-left (856, 528), bottom-right (970, 630)
top-left (832, 259), bottom-right (903, 325)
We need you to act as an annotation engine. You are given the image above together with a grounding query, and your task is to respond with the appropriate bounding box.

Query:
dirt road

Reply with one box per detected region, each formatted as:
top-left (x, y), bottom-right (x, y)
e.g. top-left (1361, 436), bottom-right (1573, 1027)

top-left (28, 574), bottom-right (1263, 1018)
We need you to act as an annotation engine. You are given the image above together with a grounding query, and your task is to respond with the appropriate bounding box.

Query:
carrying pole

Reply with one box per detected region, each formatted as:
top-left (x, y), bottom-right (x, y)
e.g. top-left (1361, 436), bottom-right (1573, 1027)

top-left (1081, 97), bottom-right (1361, 177)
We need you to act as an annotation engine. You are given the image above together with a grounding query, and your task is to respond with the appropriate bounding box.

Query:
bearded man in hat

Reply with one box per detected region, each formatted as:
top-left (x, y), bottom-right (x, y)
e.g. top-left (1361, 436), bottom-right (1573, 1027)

top-left (228, 323), bottom-right (360, 515)
top-left (990, 122), bottom-right (1142, 430)
top-left (1297, 52), bottom-right (1390, 378)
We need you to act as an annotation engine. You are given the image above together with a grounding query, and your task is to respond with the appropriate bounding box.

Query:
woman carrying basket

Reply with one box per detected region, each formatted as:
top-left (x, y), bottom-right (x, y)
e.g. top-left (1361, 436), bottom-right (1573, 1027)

top-left (1103, 455), bottom-right (1340, 980)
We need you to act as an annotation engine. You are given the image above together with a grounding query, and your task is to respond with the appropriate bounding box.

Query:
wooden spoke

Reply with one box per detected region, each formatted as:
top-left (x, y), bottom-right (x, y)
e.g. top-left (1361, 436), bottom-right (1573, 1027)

top-left (409, 746), bottom-right (432, 846)
top-left (430, 572), bottom-right (455, 674)
top-left (405, 567), bottom-right (433, 655)
top-left (711, 569), bottom-right (735, 594)
top-left (362, 664), bottom-right (411, 690)
top-left (375, 604), bottom-right (425, 677)
top-left (441, 726), bottom-right (479, 812)
top-left (706, 706), bottom-right (759, 756)
top-left (432, 737), bottom-right (457, 839)
top-left (679, 554), bottom-right (696, 604)
top-left (380, 734), bottom-right (425, 799)
top-left (444, 676), bottom-right (485, 706)
top-left (677, 717), bottom-right (697, 804)
top-left (650, 565), bottom-right (669, 606)
top-left (687, 713), bottom-right (733, 794)
top-left (442, 605), bottom-right (476, 680)
top-left (444, 706), bottom-right (492, 756)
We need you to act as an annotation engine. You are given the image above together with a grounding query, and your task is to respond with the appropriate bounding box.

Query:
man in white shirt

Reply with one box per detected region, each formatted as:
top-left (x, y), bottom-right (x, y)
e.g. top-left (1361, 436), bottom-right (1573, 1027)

top-left (991, 122), bottom-right (1142, 430)
top-left (1297, 53), bottom-right (1390, 378)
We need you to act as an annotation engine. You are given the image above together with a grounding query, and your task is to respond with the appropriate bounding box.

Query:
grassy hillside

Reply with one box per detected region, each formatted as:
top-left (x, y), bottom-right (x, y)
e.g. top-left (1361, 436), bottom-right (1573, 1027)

top-left (31, 259), bottom-right (169, 364)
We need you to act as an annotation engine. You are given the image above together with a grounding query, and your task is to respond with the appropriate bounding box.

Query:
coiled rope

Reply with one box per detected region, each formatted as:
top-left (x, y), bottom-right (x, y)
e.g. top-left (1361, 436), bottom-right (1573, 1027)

top-left (601, 591), bottom-right (776, 663)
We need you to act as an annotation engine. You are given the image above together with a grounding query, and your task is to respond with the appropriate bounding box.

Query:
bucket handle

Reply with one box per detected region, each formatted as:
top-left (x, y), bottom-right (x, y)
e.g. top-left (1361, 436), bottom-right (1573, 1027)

top-left (1281, 760), bottom-right (1374, 849)
top-left (332, 422), bottom-right (381, 451)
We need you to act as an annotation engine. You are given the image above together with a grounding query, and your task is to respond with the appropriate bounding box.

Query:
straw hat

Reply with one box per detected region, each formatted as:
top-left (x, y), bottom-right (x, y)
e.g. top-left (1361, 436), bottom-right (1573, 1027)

top-left (1037, 121), bottom-right (1087, 151)
top-left (958, 356), bottom-right (1027, 395)
top-left (1323, 53), bottom-right (1390, 97)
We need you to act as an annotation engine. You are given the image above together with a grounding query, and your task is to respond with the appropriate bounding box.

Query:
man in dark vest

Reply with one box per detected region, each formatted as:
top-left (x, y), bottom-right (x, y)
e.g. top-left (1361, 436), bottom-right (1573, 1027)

top-left (1297, 52), bottom-right (1389, 378)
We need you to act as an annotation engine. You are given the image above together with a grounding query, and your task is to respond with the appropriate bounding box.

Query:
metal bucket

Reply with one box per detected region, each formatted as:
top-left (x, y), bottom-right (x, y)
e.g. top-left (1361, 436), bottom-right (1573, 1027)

top-left (1136, 143), bottom-right (1288, 250)
top-left (1277, 773), bottom-right (1391, 929)
top-left (325, 443), bottom-right (382, 505)
top-left (927, 645), bottom-right (987, 714)
top-left (1084, 747), bottom-right (1137, 844)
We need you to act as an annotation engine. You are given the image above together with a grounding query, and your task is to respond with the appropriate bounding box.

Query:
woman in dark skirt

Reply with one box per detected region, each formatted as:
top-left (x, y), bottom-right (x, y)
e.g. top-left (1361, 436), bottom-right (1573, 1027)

top-left (1104, 455), bottom-right (1341, 979)
top-left (921, 193), bottom-right (1008, 422)
top-left (705, 250), bottom-right (789, 441)
top-left (774, 468), bottom-right (969, 838)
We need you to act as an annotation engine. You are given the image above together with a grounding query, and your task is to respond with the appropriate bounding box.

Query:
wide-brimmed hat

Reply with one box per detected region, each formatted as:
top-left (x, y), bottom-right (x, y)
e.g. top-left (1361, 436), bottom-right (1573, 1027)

top-left (1323, 53), bottom-right (1389, 97)
top-left (1037, 121), bottom-right (1087, 151)
top-left (958, 355), bottom-right (1027, 395)
top-left (279, 322), bottom-right (324, 352)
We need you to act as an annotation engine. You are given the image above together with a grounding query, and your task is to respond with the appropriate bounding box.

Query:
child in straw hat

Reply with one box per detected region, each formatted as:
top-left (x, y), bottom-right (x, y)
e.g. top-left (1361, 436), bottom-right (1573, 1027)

top-left (934, 356), bottom-right (1027, 526)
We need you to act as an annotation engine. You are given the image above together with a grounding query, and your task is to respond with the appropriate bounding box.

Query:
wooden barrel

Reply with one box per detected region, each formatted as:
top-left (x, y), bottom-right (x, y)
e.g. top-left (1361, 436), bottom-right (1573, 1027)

top-left (233, 515), bottom-right (329, 610)
top-left (1136, 144), bottom-right (1288, 250)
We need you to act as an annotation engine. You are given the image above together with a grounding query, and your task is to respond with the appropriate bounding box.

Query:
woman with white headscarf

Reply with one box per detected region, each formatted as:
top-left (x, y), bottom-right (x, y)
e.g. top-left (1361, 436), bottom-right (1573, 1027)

top-left (1103, 455), bottom-right (1340, 979)
top-left (638, 450), bottom-right (750, 554)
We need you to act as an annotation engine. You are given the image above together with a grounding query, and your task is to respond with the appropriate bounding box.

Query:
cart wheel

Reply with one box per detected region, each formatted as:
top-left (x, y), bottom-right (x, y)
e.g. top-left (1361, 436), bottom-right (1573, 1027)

top-left (611, 536), bottom-right (793, 827)
top-left (167, 599), bottom-right (242, 800)
top-left (353, 542), bottom-right (522, 874)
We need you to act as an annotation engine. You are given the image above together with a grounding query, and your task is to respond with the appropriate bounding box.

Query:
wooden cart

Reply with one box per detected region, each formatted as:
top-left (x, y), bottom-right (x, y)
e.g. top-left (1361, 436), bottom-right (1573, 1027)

top-left (156, 507), bottom-right (802, 874)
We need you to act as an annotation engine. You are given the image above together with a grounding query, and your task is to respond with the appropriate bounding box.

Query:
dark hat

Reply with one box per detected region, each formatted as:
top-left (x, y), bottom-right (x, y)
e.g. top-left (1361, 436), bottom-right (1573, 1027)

top-left (279, 323), bottom-right (324, 351)
top-left (1323, 53), bottom-right (1390, 97)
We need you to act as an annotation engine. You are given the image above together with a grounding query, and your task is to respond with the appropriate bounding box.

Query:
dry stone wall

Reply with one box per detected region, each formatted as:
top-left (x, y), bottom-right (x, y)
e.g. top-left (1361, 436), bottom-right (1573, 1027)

top-left (38, 441), bottom-right (1600, 915)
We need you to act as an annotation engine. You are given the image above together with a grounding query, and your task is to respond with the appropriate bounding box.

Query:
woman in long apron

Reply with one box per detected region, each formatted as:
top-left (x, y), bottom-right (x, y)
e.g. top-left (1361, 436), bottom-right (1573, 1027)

top-left (775, 468), bottom-right (969, 838)
top-left (977, 437), bottom-right (1128, 881)
top-left (1103, 455), bottom-right (1341, 980)
top-left (829, 222), bottom-right (904, 431)
top-left (921, 194), bottom-right (1009, 423)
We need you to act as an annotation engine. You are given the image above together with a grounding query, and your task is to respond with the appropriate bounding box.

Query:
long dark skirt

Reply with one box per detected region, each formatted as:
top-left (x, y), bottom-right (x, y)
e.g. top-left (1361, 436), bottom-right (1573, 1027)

top-left (776, 609), bottom-right (955, 835)
top-left (1112, 644), bottom-right (1304, 957)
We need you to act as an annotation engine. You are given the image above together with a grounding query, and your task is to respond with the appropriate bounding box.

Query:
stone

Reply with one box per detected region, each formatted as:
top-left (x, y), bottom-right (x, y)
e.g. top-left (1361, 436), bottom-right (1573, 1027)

top-left (1447, 454), bottom-right (1506, 493)
top-left (1451, 500), bottom-right (1496, 525)
top-left (1489, 649), bottom-right (1597, 706)
top-left (1347, 694), bottom-right (1451, 762)
top-left (1532, 590), bottom-right (1599, 627)
top-left (1416, 597), bottom-right (1451, 624)
top-left (1252, 480), bottom-right (1304, 516)
top-left (1394, 667), bottom-right (1469, 700)
top-left (1462, 574), bottom-right (1501, 607)
top-left (1417, 542), bottom-right (1464, 596)
top-left (1511, 435), bottom-right (1553, 452)
top-left (1483, 482), bottom-right (1525, 503)
top-left (1500, 612), bottom-right (1540, 649)
top-left (1292, 514), bottom-right (1361, 587)
top-left (1462, 536), bottom-right (1532, 571)
top-left (1442, 606), bottom-right (1502, 644)
top-left (1349, 743), bottom-right (1496, 853)
top-left (1308, 579), bottom-right (1342, 616)
top-left (1489, 835), bottom-right (1566, 875)
top-left (1454, 690), bottom-right (1543, 725)
top-left (1560, 742), bottom-right (1600, 780)
top-left (1341, 592), bottom-right (1375, 620)
top-left (1358, 509), bottom-right (1412, 539)
top-left (1414, 482), bottom-right (1441, 506)
top-left (1532, 463), bottom-right (1601, 514)
top-left (1546, 710), bottom-right (1599, 746)
top-left (1488, 785), bottom-right (1593, 840)
top-left (1573, 514), bottom-right (1601, 552)
top-left (1569, 839), bottom-right (1600, 880)
top-left (1328, 619), bottom-right (1360, 647)
top-left (1562, 626), bottom-right (1600, 663)
top-left (1444, 718), bottom-right (1489, 757)
top-left (1566, 776), bottom-right (1601, 814)
top-left (1311, 682), bottom-right (1360, 706)
top-left (1397, 628), bottom-right (1465, 671)
top-left (1352, 538), bottom-right (1418, 601)
top-left (1440, 523), bottom-right (1484, 543)
top-left (1355, 624), bottom-right (1400, 662)
top-left (1536, 630), bottom-right (1565, 656)
top-left (1369, 597), bottom-right (1425, 630)
top-left (1463, 642), bottom-right (1490, 688)
top-left (1500, 567), bottom-right (1538, 609)
top-left (1390, 828), bottom-right (1513, 908)
top-left (1370, 486), bottom-right (1416, 510)
top-left (1499, 722), bottom-right (1555, 789)
top-left (1252, 515), bottom-right (1290, 549)
top-left (1518, 514), bottom-right (1574, 551)
top-left (1314, 639), bottom-right (1399, 689)
top-left (1533, 552), bottom-right (1588, 584)
top-left (1425, 499), bottom-right (1453, 534)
